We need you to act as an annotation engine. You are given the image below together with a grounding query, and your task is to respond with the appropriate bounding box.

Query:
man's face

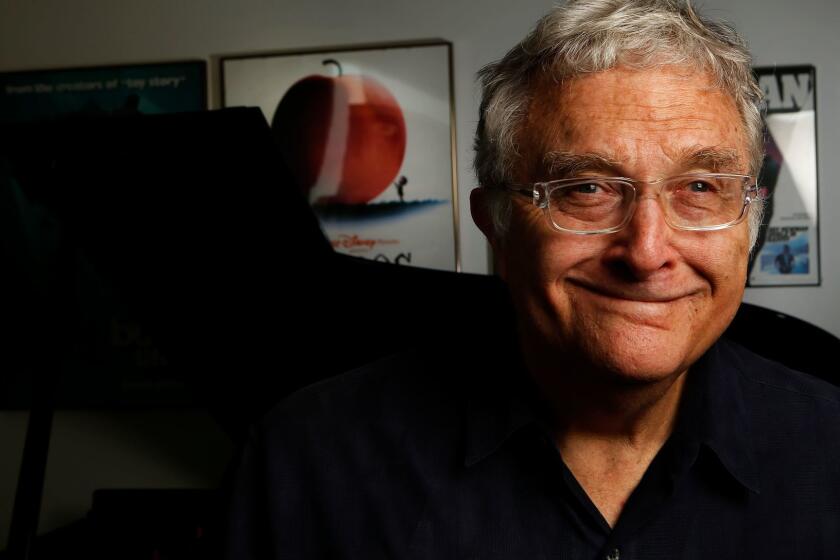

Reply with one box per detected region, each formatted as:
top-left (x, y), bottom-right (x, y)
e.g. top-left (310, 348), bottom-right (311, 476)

top-left (490, 66), bottom-right (752, 384)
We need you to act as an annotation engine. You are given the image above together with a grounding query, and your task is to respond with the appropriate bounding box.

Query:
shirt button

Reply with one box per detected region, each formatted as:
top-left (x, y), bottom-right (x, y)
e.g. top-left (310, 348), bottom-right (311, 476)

top-left (606, 548), bottom-right (620, 560)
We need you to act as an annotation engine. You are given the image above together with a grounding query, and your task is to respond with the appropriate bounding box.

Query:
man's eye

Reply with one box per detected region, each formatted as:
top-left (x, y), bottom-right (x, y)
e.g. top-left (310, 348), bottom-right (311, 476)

top-left (574, 183), bottom-right (601, 194)
top-left (688, 181), bottom-right (712, 193)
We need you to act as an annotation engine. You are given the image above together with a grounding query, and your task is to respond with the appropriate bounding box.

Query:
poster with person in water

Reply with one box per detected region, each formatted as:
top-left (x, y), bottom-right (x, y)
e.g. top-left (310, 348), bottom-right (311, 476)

top-left (749, 65), bottom-right (820, 286)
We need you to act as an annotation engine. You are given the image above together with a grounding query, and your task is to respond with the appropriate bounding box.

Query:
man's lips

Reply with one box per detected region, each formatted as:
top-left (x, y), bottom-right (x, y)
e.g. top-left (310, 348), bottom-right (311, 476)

top-left (567, 278), bottom-right (701, 303)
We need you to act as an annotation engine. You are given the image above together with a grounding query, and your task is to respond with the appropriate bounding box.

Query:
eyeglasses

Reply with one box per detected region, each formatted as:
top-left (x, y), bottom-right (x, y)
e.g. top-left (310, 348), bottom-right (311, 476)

top-left (507, 173), bottom-right (760, 235)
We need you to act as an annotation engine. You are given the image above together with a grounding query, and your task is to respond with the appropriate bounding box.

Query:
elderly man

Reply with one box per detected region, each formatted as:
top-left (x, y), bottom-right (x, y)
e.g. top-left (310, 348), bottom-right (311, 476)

top-left (227, 0), bottom-right (840, 557)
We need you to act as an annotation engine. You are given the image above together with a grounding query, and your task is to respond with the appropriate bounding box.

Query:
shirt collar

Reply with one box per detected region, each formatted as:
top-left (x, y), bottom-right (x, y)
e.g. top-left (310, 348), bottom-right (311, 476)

top-left (675, 338), bottom-right (761, 494)
top-left (462, 338), bottom-right (761, 494)
top-left (462, 337), bottom-right (540, 468)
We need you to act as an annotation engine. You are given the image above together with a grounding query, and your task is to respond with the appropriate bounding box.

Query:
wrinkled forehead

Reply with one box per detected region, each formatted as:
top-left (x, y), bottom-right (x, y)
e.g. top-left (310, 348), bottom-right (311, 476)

top-left (516, 66), bottom-right (749, 180)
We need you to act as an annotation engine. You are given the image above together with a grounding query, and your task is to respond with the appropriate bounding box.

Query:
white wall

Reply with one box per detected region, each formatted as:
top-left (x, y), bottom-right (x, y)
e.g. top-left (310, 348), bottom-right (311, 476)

top-left (1, 0), bottom-right (838, 547)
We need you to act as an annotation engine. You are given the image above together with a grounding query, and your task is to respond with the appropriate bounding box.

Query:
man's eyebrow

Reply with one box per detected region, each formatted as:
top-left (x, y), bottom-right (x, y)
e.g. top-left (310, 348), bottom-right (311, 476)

top-left (678, 147), bottom-right (742, 172)
top-left (539, 148), bottom-right (743, 179)
top-left (541, 151), bottom-right (623, 178)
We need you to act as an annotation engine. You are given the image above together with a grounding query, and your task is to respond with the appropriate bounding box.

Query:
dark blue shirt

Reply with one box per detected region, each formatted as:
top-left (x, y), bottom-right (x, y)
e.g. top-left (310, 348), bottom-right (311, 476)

top-left (226, 337), bottom-right (840, 559)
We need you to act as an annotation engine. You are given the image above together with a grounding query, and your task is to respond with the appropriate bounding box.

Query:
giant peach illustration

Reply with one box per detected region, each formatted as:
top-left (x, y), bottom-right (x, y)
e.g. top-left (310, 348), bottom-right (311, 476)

top-left (272, 59), bottom-right (407, 205)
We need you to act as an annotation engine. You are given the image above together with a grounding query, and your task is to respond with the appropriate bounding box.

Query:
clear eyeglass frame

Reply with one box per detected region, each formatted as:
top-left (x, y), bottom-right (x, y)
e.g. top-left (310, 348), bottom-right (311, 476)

top-left (506, 173), bottom-right (761, 235)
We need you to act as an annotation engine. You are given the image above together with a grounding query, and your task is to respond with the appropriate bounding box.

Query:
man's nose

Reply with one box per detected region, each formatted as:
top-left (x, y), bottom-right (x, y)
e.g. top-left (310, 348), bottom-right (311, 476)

top-left (607, 196), bottom-right (676, 279)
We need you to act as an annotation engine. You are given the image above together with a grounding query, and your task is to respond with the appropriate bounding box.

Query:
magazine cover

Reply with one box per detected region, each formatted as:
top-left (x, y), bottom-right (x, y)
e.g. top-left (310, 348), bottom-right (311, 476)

top-left (748, 65), bottom-right (820, 286)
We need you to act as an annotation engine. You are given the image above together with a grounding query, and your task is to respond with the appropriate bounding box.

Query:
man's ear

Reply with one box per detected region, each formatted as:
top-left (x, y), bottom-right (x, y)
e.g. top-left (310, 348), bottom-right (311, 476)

top-left (470, 187), bottom-right (498, 248)
top-left (470, 187), bottom-right (507, 277)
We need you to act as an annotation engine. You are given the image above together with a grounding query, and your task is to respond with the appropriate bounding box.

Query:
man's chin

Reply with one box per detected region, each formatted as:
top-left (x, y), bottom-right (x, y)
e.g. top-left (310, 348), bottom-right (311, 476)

top-left (576, 336), bottom-right (694, 387)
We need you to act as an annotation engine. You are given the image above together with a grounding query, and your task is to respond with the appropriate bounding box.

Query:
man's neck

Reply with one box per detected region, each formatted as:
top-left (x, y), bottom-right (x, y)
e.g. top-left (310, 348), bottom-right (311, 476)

top-left (520, 340), bottom-right (689, 527)
top-left (548, 369), bottom-right (687, 448)
top-left (516, 326), bottom-right (689, 445)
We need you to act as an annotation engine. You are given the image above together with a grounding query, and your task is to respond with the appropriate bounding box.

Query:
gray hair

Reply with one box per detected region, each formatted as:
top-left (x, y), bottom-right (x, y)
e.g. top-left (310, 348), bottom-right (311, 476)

top-left (474, 0), bottom-right (766, 249)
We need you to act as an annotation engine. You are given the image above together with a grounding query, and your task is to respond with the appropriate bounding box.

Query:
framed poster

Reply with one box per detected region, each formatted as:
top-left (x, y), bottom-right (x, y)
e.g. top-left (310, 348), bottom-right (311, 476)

top-left (220, 41), bottom-right (460, 272)
top-left (748, 65), bottom-right (820, 286)
top-left (0, 60), bottom-right (206, 408)
top-left (0, 60), bottom-right (207, 123)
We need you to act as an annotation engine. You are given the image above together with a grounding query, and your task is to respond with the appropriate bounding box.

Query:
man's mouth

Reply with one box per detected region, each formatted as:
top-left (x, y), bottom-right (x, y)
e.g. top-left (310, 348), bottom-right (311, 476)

top-left (567, 278), bottom-right (700, 303)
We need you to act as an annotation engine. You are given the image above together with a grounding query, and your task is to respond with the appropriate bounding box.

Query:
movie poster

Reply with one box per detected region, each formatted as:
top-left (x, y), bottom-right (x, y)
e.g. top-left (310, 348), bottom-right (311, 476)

top-left (221, 42), bottom-right (459, 272)
top-left (748, 65), bottom-right (820, 286)
top-left (0, 61), bottom-right (206, 407)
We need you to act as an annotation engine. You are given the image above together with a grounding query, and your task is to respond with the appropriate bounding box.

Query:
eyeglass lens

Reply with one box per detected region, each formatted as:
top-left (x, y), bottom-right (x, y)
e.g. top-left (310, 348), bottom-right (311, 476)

top-left (547, 176), bottom-right (749, 232)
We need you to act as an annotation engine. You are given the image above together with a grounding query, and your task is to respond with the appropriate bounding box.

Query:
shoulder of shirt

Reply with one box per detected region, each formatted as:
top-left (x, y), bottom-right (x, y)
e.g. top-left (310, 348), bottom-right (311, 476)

top-left (258, 346), bottom-right (460, 435)
top-left (720, 337), bottom-right (840, 409)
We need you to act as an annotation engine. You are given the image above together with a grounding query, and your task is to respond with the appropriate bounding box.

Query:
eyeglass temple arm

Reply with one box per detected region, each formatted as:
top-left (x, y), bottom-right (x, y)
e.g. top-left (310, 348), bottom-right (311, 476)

top-left (503, 185), bottom-right (536, 197)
